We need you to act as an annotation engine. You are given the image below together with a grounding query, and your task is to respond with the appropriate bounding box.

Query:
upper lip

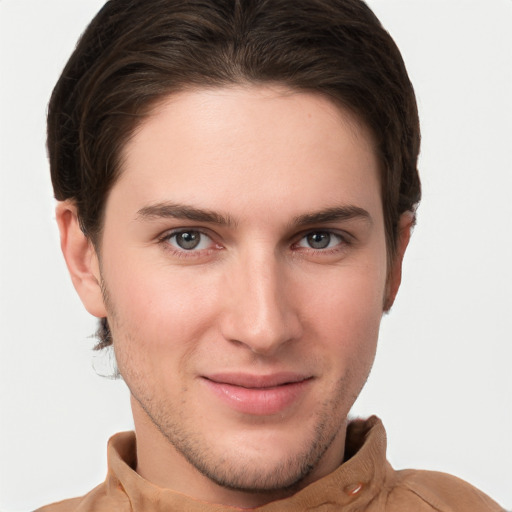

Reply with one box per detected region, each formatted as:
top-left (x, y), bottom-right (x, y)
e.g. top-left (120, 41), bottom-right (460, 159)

top-left (203, 372), bottom-right (312, 389)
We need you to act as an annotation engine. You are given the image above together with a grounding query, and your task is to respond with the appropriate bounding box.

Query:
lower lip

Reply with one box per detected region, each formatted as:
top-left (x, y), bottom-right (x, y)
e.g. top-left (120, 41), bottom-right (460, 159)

top-left (202, 378), bottom-right (312, 415)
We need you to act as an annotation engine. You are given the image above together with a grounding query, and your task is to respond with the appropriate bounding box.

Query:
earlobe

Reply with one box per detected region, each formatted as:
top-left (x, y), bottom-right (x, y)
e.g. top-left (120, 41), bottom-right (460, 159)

top-left (384, 211), bottom-right (414, 311)
top-left (56, 201), bottom-right (107, 318)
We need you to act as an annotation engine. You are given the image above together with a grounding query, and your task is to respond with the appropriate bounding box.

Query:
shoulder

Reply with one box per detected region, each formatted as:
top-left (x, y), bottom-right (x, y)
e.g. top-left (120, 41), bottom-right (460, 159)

top-left (34, 431), bottom-right (136, 512)
top-left (35, 497), bottom-right (83, 512)
top-left (34, 482), bottom-right (131, 512)
top-left (385, 468), bottom-right (506, 512)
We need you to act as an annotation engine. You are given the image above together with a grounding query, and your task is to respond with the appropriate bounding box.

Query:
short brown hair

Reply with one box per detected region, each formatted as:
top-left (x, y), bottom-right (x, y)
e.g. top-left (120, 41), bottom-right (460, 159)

top-left (48, 0), bottom-right (421, 348)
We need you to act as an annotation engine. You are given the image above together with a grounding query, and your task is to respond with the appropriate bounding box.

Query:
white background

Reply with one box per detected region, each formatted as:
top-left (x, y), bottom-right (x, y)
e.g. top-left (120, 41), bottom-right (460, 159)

top-left (0, 0), bottom-right (510, 510)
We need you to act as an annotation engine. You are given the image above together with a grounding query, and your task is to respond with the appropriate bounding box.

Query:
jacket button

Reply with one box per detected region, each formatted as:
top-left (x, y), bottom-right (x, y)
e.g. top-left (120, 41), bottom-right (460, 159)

top-left (344, 482), bottom-right (363, 496)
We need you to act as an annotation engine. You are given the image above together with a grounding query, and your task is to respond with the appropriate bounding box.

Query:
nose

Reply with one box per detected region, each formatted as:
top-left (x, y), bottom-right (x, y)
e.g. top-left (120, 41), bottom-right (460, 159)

top-left (219, 250), bottom-right (303, 356)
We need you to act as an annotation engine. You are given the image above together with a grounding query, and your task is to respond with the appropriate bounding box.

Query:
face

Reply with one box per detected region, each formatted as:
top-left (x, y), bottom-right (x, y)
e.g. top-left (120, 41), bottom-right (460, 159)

top-left (80, 86), bottom-right (398, 506)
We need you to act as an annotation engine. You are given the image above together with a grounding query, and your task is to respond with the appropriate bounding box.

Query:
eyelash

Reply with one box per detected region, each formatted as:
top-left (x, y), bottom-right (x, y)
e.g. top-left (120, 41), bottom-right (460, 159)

top-left (292, 231), bottom-right (351, 253)
top-left (157, 229), bottom-right (220, 259)
top-left (157, 228), bottom-right (352, 259)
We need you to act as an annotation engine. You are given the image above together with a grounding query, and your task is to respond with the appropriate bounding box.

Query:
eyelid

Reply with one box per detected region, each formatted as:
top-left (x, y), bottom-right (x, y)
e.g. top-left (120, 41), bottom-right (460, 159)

top-left (158, 226), bottom-right (214, 242)
top-left (293, 227), bottom-right (353, 243)
top-left (157, 227), bottom-right (223, 255)
top-left (291, 228), bottom-right (354, 254)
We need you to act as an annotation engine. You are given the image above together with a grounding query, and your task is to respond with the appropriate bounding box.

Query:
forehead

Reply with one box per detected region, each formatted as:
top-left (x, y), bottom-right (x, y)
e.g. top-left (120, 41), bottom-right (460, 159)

top-left (110, 85), bottom-right (382, 225)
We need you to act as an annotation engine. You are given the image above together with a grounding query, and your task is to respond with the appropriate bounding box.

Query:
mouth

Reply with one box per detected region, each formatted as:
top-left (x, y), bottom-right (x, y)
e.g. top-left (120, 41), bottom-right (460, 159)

top-left (201, 373), bottom-right (313, 415)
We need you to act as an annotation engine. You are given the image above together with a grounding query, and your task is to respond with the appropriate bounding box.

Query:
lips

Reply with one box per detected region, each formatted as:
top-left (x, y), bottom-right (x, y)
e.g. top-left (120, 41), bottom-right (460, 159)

top-left (201, 372), bottom-right (313, 415)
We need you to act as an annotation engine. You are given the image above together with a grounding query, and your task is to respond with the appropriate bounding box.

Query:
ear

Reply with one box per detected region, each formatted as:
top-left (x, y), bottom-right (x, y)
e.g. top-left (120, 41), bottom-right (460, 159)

top-left (384, 211), bottom-right (414, 311)
top-left (56, 201), bottom-right (107, 318)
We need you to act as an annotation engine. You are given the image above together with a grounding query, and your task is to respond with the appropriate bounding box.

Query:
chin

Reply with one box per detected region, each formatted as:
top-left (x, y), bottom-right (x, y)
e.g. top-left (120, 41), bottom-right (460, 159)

top-left (192, 444), bottom-right (320, 493)
top-left (172, 414), bottom-right (344, 494)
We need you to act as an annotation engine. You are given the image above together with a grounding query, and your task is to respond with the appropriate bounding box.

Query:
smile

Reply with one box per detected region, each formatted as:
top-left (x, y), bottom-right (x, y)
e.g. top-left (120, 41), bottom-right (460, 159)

top-left (201, 373), bottom-right (313, 415)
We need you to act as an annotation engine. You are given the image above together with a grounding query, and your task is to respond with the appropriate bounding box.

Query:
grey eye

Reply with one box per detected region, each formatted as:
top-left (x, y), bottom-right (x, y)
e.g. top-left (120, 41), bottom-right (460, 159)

top-left (306, 232), bottom-right (332, 249)
top-left (173, 231), bottom-right (202, 250)
top-left (297, 231), bottom-right (344, 250)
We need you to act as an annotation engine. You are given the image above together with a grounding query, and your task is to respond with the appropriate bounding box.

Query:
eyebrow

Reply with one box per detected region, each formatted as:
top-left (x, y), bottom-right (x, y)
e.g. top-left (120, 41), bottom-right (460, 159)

top-left (136, 202), bottom-right (236, 227)
top-left (292, 206), bottom-right (372, 227)
top-left (137, 202), bottom-right (371, 228)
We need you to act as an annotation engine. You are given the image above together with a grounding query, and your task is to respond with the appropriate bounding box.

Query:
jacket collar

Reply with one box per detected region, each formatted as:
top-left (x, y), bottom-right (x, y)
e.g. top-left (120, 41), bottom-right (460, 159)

top-left (105, 416), bottom-right (390, 511)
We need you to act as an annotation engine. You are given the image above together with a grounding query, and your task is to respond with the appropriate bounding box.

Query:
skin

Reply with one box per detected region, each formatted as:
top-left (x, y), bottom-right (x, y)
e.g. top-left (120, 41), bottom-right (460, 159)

top-left (58, 85), bottom-right (411, 508)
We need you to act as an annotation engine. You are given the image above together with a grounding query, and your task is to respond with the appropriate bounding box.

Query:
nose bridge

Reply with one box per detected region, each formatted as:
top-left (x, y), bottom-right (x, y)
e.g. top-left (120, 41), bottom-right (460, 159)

top-left (222, 246), bottom-right (301, 354)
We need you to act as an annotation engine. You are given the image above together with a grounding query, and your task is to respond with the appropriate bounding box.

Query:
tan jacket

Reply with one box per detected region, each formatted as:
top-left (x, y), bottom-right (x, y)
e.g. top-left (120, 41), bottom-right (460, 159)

top-left (36, 417), bottom-right (505, 511)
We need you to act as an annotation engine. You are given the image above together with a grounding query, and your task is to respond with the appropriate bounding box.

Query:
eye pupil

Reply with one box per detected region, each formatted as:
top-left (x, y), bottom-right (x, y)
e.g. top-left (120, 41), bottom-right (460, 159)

top-left (307, 232), bottom-right (331, 249)
top-left (176, 231), bottom-right (201, 250)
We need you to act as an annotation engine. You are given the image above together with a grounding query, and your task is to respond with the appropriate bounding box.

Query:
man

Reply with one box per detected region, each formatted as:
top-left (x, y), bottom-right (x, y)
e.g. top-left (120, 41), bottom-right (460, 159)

top-left (31, 0), bottom-right (505, 510)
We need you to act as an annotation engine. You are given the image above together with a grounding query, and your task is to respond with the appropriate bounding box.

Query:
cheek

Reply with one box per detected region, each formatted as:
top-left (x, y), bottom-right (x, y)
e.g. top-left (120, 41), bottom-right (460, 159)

top-left (104, 262), bottom-right (223, 366)
top-left (304, 261), bottom-right (386, 362)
